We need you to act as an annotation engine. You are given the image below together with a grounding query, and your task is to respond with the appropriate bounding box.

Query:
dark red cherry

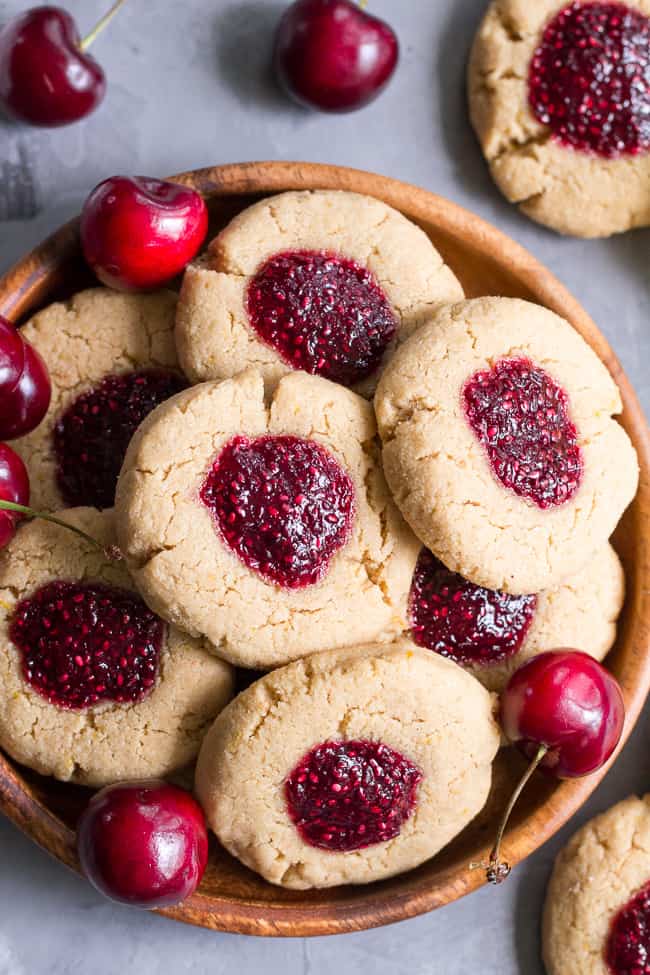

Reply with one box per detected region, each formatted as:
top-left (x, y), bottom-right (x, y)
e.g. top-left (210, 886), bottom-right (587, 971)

top-left (482, 650), bottom-right (625, 884)
top-left (500, 649), bottom-right (625, 778)
top-left (77, 780), bottom-right (208, 908)
top-left (0, 443), bottom-right (29, 549)
top-left (273, 0), bottom-right (399, 112)
top-left (0, 341), bottom-right (51, 440)
top-left (0, 316), bottom-right (25, 396)
top-left (0, 5), bottom-right (110, 127)
top-left (81, 176), bottom-right (209, 292)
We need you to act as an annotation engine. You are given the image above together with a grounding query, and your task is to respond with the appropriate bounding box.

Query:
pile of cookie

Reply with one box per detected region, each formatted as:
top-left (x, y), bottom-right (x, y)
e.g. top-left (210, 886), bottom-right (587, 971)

top-left (0, 189), bottom-right (639, 892)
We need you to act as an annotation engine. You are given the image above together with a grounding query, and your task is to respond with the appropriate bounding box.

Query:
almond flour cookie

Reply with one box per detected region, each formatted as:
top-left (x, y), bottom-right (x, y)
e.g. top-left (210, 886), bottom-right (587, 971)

top-left (195, 640), bottom-right (500, 889)
top-left (375, 297), bottom-right (638, 594)
top-left (12, 288), bottom-right (187, 511)
top-left (115, 369), bottom-right (421, 668)
top-left (175, 189), bottom-right (464, 395)
top-left (468, 0), bottom-right (650, 237)
top-left (543, 795), bottom-right (650, 974)
top-left (0, 507), bottom-right (234, 787)
top-left (409, 542), bottom-right (624, 691)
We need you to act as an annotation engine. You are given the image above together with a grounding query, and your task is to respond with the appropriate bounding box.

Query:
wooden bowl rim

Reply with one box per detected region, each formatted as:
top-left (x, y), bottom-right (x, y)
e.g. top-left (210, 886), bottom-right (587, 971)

top-left (0, 160), bottom-right (648, 937)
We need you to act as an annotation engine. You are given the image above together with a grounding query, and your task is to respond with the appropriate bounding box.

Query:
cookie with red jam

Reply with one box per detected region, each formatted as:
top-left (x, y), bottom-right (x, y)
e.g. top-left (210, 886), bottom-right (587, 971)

top-left (375, 297), bottom-right (638, 594)
top-left (175, 189), bottom-right (464, 394)
top-left (12, 288), bottom-right (187, 511)
top-left (0, 507), bottom-right (234, 786)
top-left (195, 640), bottom-right (500, 889)
top-left (409, 543), bottom-right (624, 691)
top-left (115, 369), bottom-right (420, 669)
top-left (469, 0), bottom-right (650, 237)
top-left (543, 795), bottom-right (650, 974)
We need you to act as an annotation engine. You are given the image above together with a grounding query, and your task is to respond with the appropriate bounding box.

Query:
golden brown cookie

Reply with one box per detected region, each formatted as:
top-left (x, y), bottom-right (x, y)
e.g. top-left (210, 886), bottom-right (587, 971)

top-left (0, 508), bottom-right (234, 787)
top-left (12, 288), bottom-right (185, 511)
top-left (115, 369), bottom-right (420, 668)
top-left (195, 640), bottom-right (500, 889)
top-left (468, 0), bottom-right (650, 237)
top-left (374, 297), bottom-right (638, 594)
top-left (175, 189), bottom-right (464, 395)
top-left (408, 543), bottom-right (624, 692)
top-left (543, 795), bottom-right (650, 974)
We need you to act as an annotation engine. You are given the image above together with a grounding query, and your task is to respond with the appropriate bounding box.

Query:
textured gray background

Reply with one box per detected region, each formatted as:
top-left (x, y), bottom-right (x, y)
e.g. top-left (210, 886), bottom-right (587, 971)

top-left (0, 1), bottom-right (648, 972)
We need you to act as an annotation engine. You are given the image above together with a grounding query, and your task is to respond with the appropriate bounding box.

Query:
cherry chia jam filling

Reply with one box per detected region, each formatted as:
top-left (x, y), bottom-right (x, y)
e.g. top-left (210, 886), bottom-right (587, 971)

top-left (528, 1), bottom-right (650, 158)
top-left (605, 880), bottom-right (650, 974)
top-left (200, 434), bottom-right (356, 589)
top-left (409, 548), bottom-right (537, 667)
top-left (10, 580), bottom-right (165, 709)
top-left (463, 356), bottom-right (583, 509)
top-left (245, 250), bottom-right (398, 387)
top-left (54, 368), bottom-right (188, 509)
top-left (285, 739), bottom-right (422, 851)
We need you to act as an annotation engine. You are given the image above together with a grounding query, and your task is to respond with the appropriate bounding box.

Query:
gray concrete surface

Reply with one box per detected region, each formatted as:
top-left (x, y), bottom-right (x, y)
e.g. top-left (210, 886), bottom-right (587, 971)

top-left (0, 1), bottom-right (648, 972)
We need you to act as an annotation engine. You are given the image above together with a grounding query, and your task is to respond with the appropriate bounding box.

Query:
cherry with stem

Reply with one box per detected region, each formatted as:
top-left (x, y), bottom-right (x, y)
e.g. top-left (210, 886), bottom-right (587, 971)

top-left (0, 499), bottom-right (121, 562)
top-left (476, 650), bottom-right (625, 885)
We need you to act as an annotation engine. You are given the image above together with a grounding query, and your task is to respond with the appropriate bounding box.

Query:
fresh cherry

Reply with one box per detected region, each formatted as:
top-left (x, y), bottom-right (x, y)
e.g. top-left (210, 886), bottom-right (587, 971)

top-left (482, 650), bottom-right (625, 884)
top-left (81, 176), bottom-right (209, 292)
top-left (0, 340), bottom-right (51, 441)
top-left (273, 0), bottom-right (399, 112)
top-left (0, 443), bottom-right (29, 549)
top-left (77, 780), bottom-right (208, 908)
top-left (0, 315), bottom-right (25, 395)
top-left (0, 2), bottom-right (127, 128)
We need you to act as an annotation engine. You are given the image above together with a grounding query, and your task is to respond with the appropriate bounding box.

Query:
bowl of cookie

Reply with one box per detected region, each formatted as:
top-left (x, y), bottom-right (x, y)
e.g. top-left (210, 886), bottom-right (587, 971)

top-left (0, 161), bottom-right (648, 936)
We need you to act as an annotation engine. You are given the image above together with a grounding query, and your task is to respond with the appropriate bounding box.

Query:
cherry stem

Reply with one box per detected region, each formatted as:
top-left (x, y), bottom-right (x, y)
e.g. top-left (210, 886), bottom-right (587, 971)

top-left (79, 0), bottom-right (128, 52)
top-left (0, 500), bottom-right (122, 562)
top-left (485, 743), bottom-right (548, 884)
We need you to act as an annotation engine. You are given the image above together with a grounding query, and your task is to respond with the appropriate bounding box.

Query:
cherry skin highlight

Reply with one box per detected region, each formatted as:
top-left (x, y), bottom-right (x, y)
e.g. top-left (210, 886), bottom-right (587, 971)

top-left (463, 356), bottom-right (583, 509)
top-left (200, 434), bottom-right (356, 589)
top-left (0, 341), bottom-right (51, 441)
top-left (77, 780), bottom-right (208, 908)
top-left (53, 368), bottom-right (188, 509)
top-left (500, 649), bottom-right (625, 777)
top-left (0, 316), bottom-right (25, 397)
top-left (80, 176), bottom-right (209, 292)
top-left (0, 6), bottom-right (106, 127)
top-left (0, 443), bottom-right (30, 549)
top-left (606, 880), bottom-right (650, 974)
top-left (273, 0), bottom-right (399, 112)
top-left (529, 2), bottom-right (650, 158)
top-left (246, 250), bottom-right (397, 386)
top-left (10, 580), bottom-right (165, 709)
top-left (285, 739), bottom-right (422, 851)
top-left (409, 548), bottom-right (537, 667)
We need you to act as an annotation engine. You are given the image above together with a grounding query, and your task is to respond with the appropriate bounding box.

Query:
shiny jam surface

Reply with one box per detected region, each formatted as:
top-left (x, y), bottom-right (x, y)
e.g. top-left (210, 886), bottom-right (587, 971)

top-left (463, 356), bottom-right (583, 509)
top-left (606, 880), bottom-right (650, 974)
top-left (10, 580), bottom-right (164, 709)
top-left (409, 549), bottom-right (537, 666)
top-left (54, 369), bottom-right (188, 508)
top-left (285, 739), bottom-right (422, 851)
top-left (200, 434), bottom-right (355, 589)
top-left (528, 1), bottom-right (650, 157)
top-left (245, 250), bottom-right (398, 386)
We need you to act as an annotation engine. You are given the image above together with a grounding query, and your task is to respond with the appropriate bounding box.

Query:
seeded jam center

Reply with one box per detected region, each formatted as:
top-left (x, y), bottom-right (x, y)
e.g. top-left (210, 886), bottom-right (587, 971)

top-left (528, 1), bottom-right (650, 157)
top-left (200, 435), bottom-right (356, 589)
top-left (54, 369), bottom-right (188, 509)
top-left (409, 549), bottom-right (537, 666)
top-left (245, 250), bottom-right (398, 386)
top-left (606, 880), bottom-right (650, 974)
top-left (463, 357), bottom-right (583, 509)
top-left (285, 739), bottom-right (422, 852)
top-left (10, 581), bottom-right (165, 709)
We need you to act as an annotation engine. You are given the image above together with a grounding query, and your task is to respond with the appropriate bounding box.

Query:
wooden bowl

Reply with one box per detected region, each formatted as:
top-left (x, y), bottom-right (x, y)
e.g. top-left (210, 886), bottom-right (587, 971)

top-left (0, 162), bottom-right (648, 937)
